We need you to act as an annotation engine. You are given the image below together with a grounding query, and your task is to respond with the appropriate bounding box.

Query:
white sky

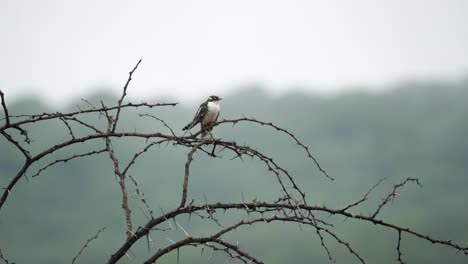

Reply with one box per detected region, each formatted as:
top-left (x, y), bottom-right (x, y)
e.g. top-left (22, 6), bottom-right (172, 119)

top-left (1, 0), bottom-right (468, 104)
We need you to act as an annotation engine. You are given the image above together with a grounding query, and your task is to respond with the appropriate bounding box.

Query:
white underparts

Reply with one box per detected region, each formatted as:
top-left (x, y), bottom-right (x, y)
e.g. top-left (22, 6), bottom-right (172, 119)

top-left (203, 100), bottom-right (220, 126)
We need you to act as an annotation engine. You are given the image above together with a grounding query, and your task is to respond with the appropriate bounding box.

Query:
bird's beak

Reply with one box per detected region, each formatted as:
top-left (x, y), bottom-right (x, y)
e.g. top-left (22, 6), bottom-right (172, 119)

top-left (218, 97), bottom-right (222, 100)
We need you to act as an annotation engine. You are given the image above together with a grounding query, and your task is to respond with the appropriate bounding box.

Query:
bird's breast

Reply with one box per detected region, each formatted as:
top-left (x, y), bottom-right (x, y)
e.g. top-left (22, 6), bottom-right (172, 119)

top-left (203, 101), bottom-right (220, 124)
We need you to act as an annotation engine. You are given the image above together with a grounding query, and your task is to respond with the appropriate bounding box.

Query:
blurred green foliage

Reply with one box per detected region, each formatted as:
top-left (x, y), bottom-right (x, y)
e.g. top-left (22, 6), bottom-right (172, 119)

top-left (1, 80), bottom-right (468, 263)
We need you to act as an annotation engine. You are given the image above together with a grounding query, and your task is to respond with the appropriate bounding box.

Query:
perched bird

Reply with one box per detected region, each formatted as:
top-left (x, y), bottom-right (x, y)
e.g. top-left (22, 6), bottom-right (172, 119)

top-left (183, 95), bottom-right (222, 138)
top-left (182, 95), bottom-right (221, 138)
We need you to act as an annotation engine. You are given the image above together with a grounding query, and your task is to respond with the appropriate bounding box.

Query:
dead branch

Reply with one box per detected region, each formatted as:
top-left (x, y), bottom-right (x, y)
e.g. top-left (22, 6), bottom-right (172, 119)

top-left (71, 227), bottom-right (106, 264)
top-left (103, 105), bottom-right (133, 239)
top-left (372, 177), bottom-right (422, 218)
top-left (217, 117), bottom-right (332, 180)
top-left (179, 141), bottom-right (204, 208)
top-left (112, 58), bottom-right (142, 132)
top-left (0, 90), bottom-right (10, 127)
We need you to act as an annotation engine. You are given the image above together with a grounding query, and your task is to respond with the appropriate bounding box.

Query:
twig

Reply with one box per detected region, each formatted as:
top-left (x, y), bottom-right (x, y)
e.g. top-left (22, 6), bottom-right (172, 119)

top-left (112, 58), bottom-right (142, 132)
top-left (0, 90), bottom-right (10, 126)
top-left (72, 227), bottom-right (106, 264)
top-left (372, 178), bottom-right (422, 218)
top-left (32, 148), bottom-right (107, 178)
top-left (396, 230), bottom-right (405, 264)
top-left (341, 177), bottom-right (387, 212)
top-left (129, 175), bottom-right (154, 218)
top-left (217, 117), bottom-right (332, 180)
top-left (0, 131), bottom-right (31, 159)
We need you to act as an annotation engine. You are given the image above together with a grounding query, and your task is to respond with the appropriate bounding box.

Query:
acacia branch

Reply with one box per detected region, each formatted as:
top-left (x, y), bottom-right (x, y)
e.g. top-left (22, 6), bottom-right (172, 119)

top-left (372, 177), bottom-right (422, 218)
top-left (0, 90), bottom-right (9, 127)
top-left (0, 101), bottom-right (178, 133)
top-left (122, 139), bottom-right (169, 176)
top-left (340, 177), bottom-right (387, 212)
top-left (112, 58), bottom-right (142, 132)
top-left (71, 227), bottom-right (106, 264)
top-left (179, 142), bottom-right (204, 208)
top-left (143, 236), bottom-right (263, 264)
top-left (107, 200), bottom-right (468, 263)
top-left (103, 107), bottom-right (133, 239)
top-left (129, 175), bottom-right (154, 219)
top-left (0, 131), bottom-right (31, 159)
top-left (0, 131), bottom-right (175, 210)
top-left (396, 230), bottom-right (406, 264)
top-left (31, 148), bottom-right (107, 178)
top-left (217, 117), bottom-right (332, 180)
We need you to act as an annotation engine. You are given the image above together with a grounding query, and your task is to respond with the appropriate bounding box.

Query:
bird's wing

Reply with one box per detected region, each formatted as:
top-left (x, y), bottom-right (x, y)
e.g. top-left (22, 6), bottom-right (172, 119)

top-left (182, 102), bottom-right (208, 130)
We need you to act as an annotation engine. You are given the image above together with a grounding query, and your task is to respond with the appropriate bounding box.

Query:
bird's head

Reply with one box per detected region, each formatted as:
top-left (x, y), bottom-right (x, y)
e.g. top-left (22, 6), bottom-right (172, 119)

top-left (207, 95), bottom-right (222, 102)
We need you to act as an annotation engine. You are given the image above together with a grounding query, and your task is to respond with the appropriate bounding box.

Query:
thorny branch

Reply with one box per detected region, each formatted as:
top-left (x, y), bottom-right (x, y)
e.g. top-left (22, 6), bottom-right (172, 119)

top-left (217, 118), bottom-right (332, 180)
top-left (179, 141), bottom-right (204, 208)
top-left (31, 148), bottom-right (107, 178)
top-left (112, 58), bottom-right (142, 133)
top-left (340, 177), bottom-right (387, 212)
top-left (72, 227), bottom-right (106, 264)
top-left (372, 177), bottom-right (422, 218)
top-left (0, 90), bottom-right (10, 127)
top-left (1, 60), bottom-right (467, 264)
top-left (397, 230), bottom-right (406, 264)
top-left (102, 101), bottom-right (133, 239)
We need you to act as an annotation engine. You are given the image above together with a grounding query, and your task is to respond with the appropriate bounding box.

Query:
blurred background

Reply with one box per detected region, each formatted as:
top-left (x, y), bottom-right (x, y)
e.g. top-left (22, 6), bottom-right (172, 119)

top-left (1, 1), bottom-right (468, 263)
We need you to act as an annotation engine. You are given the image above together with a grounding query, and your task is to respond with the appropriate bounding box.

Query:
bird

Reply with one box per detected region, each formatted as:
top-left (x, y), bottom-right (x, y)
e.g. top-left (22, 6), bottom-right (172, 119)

top-left (183, 95), bottom-right (222, 138)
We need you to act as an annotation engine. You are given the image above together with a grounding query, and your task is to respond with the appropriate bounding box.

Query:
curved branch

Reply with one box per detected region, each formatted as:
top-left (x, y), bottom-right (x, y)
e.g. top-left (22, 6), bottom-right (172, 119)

top-left (107, 201), bottom-right (468, 263)
top-left (0, 131), bottom-right (174, 210)
top-left (217, 118), bottom-right (332, 180)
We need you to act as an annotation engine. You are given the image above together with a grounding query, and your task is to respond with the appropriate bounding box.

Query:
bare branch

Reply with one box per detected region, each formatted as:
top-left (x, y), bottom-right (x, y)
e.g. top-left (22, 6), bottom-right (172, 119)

top-left (396, 230), bottom-right (406, 264)
top-left (31, 148), bottom-right (107, 178)
top-left (322, 228), bottom-right (365, 264)
top-left (103, 110), bottom-right (133, 239)
top-left (217, 117), bottom-right (332, 180)
top-left (143, 236), bottom-right (263, 264)
top-left (0, 161), bottom-right (32, 208)
top-left (112, 58), bottom-right (142, 132)
top-left (0, 131), bottom-right (31, 159)
top-left (122, 139), bottom-right (169, 176)
top-left (0, 90), bottom-right (10, 127)
top-left (59, 116), bottom-right (75, 140)
top-left (0, 131), bottom-right (174, 209)
top-left (372, 177), bottom-right (422, 218)
top-left (72, 227), bottom-right (106, 264)
top-left (340, 177), bottom-right (387, 212)
top-left (107, 200), bottom-right (468, 263)
top-left (129, 175), bottom-right (154, 219)
top-left (139, 113), bottom-right (177, 137)
top-left (0, 101), bottom-right (178, 133)
top-left (179, 142), bottom-right (204, 208)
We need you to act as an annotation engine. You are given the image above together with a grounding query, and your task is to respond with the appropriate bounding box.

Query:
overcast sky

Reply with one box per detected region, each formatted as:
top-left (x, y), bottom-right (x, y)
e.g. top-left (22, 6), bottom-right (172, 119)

top-left (1, 0), bottom-right (468, 104)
